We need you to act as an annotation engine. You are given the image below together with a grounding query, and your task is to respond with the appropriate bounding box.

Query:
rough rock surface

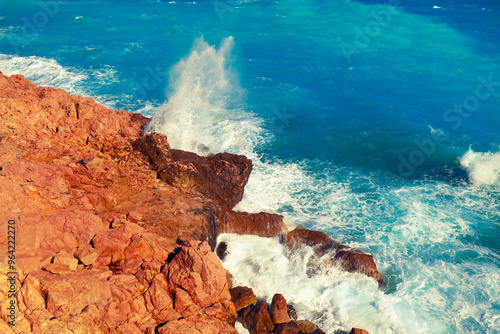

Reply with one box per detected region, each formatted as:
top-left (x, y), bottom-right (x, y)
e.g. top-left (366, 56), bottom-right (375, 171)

top-left (284, 228), bottom-right (384, 286)
top-left (230, 286), bottom-right (257, 312)
top-left (221, 210), bottom-right (287, 237)
top-left (270, 294), bottom-right (290, 325)
top-left (134, 132), bottom-right (252, 210)
top-left (0, 73), bottom-right (241, 333)
top-left (239, 301), bottom-right (274, 334)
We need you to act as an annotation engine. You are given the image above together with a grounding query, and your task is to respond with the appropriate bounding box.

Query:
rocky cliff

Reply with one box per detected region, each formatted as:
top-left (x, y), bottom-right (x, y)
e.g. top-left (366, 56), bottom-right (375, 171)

top-left (0, 72), bottom-right (377, 334)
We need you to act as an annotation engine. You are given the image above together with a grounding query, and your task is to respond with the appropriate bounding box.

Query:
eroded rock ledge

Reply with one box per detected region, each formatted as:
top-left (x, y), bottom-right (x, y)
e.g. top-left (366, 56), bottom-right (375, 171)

top-left (0, 72), bottom-right (376, 333)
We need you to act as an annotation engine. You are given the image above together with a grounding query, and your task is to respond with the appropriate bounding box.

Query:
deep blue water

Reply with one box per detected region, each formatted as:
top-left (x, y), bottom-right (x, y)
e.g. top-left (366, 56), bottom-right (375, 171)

top-left (1, 0), bottom-right (499, 333)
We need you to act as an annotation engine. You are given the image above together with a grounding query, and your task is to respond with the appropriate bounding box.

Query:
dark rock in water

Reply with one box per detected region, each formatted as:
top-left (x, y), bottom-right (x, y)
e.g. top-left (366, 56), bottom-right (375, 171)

top-left (350, 328), bottom-right (370, 334)
top-left (134, 132), bottom-right (252, 210)
top-left (296, 320), bottom-right (317, 333)
top-left (240, 301), bottom-right (274, 334)
top-left (287, 304), bottom-right (298, 321)
top-left (284, 228), bottom-right (384, 286)
top-left (273, 321), bottom-right (301, 334)
top-left (230, 286), bottom-right (257, 312)
top-left (221, 210), bottom-right (288, 237)
top-left (270, 293), bottom-right (290, 325)
top-left (216, 241), bottom-right (228, 260)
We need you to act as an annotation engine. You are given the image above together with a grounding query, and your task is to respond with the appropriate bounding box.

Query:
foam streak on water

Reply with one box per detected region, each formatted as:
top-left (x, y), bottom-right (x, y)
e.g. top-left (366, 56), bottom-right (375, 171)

top-left (0, 53), bottom-right (119, 108)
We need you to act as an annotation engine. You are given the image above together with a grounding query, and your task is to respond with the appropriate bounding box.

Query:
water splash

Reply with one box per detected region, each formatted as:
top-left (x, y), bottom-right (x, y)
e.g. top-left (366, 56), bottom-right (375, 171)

top-left (460, 149), bottom-right (500, 187)
top-left (145, 36), bottom-right (264, 155)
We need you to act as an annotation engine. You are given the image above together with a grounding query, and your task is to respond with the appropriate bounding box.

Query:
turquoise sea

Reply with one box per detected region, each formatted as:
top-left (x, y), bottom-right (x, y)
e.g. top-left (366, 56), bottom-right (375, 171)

top-left (1, 0), bottom-right (499, 333)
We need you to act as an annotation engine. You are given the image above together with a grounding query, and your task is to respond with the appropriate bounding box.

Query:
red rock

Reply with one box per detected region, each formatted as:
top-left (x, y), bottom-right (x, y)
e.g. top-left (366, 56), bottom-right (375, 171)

top-left (134, 132), bottom-right (252, 209)
top-left (270, 294), bottom-right (290, 324)
top-left (230, 286), bottom-right (257, 312)
top-left (240, 301), bottom-right (274, 334)
top-left (221, 211), bottom-right (288, 237)
top-left (350, 328), bottom-right (370, 334)
top-left (74, 244), bottom-right (99, 266)
top-left (165, 242), bottom-right (233, 313)
top-left (0, 72), bottom-right (374, 334)
top-left (32, 269), bottom-right (113, 317)
top-left (0, 320), bottom-right (15, 334)
top-left (157, 316), bottom-right (238, 334)
top-left (284, 228), bottom-right (384, 286)
top-left (296, 320), bottom-right (317, 333)
top-left (273, 322), bottom-right (301, 334)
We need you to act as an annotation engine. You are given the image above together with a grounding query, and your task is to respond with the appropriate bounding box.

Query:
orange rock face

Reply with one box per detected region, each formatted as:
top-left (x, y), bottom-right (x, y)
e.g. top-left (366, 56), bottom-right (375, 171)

top-left (0, 72), bottom-right (251, 333)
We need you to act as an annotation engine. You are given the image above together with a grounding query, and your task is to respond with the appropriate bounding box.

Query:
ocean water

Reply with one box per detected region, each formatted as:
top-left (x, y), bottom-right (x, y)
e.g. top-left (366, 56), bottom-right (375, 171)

top-left (1, 0), bottom-right (499, 333)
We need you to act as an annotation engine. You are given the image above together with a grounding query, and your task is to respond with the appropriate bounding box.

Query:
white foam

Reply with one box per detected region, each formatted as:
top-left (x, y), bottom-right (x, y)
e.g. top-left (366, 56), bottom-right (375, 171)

top-left (145, 36), bottom-right (265, 155)
top-left (0, 53), bottom-right (118, 108)
top-left (234, 321), bottom-right (249, 334)
top-left (218, 233), bottom-right (423, 334)
top-left (460, 149), bottom-right (500, 186)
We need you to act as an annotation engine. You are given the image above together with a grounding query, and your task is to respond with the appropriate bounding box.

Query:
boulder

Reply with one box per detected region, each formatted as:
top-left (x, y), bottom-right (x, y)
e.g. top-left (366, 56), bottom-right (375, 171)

top-left (284, 228), bottom-right (383, 286)
top-left (350, 328), bottom-right (370, 334)
top-left (157, 316), bottom-right (238, 334)
top-left (296, 320), bottom-right (317, 333)
top-left (230, 286), bottom-right (257, 312)
top-left (273, 322), bottom-right (301, 334)
top-left (221, 211), bottom-right (288, 237)
top-left (270, 294), bottom-right (290, 324)
top-left (240, 301), bottom-right (274, 334)
top-left (134, 132), bottom-right (252, 209)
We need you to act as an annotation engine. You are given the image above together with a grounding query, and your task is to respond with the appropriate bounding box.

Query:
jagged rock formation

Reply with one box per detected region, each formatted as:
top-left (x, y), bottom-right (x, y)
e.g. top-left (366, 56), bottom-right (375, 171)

top-left (0, 72), bottom-right (373, 333)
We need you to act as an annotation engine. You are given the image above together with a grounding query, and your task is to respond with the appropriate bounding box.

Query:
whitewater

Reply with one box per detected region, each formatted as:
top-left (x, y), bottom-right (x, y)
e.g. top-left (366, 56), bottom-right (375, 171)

top-left (1, 0), bottom-right (499, 333)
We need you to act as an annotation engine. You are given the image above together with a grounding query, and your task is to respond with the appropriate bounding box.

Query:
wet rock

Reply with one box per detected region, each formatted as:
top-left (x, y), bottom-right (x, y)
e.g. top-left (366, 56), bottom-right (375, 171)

top-left (240, 301), bottom-right (275, 334)
top-left (216, 241), bottom-right (228, 260)
top-left (350, 328), bottom-right (370, 334)
top-left (284, 228), bottom-right (383, 286)
top-left (296, 320), bottom-right (317, 333)
top-left (230, 286), bottom-right (257, 312)
top-left (270, 293), bottom-right (290, 324)
top-left (273, 321), bottom-right (301, 334)
top-left (221, 211), bottom-right (288, 237)
top-left (157, 315), bottom-right (238, 334)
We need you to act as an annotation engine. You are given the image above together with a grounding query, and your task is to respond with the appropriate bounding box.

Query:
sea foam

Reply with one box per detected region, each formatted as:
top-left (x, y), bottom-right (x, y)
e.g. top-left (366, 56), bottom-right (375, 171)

top-left (460, 149), bottom-right (500, 187)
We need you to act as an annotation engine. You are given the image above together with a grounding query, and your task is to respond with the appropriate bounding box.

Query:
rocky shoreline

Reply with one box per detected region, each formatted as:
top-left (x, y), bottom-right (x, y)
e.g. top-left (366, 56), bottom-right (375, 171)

top-left (0, 72), bottom-right (378, 334)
